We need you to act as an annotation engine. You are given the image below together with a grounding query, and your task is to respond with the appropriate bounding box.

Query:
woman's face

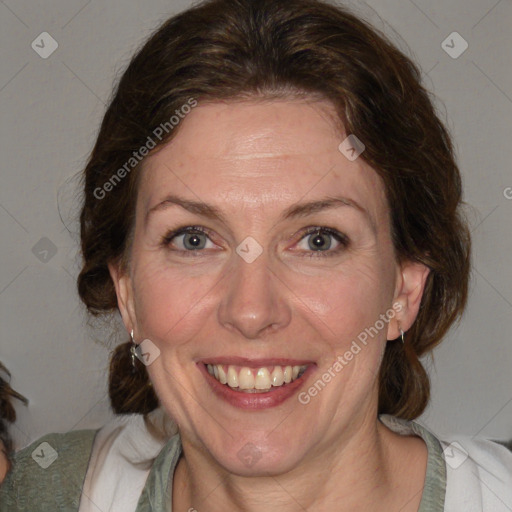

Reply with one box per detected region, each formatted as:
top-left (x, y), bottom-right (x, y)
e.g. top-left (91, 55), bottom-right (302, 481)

top-left (111, 99), bottom-right (428, 475)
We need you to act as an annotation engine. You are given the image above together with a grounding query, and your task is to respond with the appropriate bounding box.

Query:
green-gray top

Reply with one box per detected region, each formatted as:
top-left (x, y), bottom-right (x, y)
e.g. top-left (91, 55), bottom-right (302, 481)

top-left (0, 417), bottom-right (446, 511)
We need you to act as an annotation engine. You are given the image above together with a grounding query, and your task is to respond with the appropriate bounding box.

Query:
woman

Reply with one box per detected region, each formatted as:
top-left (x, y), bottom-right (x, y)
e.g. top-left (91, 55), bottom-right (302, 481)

top-left (0, 362), bottom-right (28, 485)
top-left (1, 0), bottom-right (510, 510)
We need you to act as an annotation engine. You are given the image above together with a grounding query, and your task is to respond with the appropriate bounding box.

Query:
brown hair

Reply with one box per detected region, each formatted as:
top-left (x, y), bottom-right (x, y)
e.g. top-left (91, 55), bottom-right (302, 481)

top-left (78, 0), bottom-right (470, 419)
top-left (0, 362), bottom-right (29, 470)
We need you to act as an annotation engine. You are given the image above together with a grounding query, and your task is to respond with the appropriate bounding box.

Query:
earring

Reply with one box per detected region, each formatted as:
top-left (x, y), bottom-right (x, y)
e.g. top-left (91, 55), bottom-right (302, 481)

top-left (130, 329), bottom-right (137, 368)
top-left (399, 326), bottom-right (405, 344)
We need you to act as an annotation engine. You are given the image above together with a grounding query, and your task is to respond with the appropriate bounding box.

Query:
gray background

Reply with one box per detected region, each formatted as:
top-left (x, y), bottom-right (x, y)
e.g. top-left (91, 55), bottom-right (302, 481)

top-left (1, 0), bottom-right (510, 450)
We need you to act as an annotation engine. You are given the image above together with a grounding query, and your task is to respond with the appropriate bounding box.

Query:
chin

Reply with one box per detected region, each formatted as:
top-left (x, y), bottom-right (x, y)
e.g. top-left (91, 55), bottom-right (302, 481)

top-left (207, 434), bottom-right (308, 477)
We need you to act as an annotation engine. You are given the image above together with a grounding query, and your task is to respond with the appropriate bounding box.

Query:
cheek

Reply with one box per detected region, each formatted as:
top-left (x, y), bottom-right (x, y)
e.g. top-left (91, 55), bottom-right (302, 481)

top-left (131, 260), bottom-right (219, 348)
top-left (287, 258), bottom-right (393, 345)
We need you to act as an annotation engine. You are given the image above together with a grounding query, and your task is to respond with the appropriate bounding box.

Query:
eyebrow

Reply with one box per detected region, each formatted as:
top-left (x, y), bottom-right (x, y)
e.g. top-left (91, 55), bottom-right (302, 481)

top-left (145, 195), bottom-right (229, 226)
top-left (145, 193), bottom-right (375, 232)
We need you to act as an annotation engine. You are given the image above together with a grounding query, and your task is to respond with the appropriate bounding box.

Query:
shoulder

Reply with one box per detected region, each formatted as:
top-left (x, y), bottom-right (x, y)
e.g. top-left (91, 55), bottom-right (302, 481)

top-left (80, 408), bottom-right (177, 512)
top-left (380, 415), bottom-right (512, 511)
top-left (440, 436), bottom-right (512, 511)
top-left (0, 428), bottom-right (98, 511)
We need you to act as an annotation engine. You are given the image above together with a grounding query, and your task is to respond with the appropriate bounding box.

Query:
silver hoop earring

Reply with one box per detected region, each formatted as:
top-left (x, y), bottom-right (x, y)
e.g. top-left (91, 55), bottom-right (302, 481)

top-left (399, 327), bottom-right (405, 344)
top-left (130, 329), bottom-right (137, 368)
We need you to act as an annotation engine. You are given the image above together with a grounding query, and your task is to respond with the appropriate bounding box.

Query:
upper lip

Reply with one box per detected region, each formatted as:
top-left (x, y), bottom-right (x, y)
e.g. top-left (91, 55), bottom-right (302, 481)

top-left (197, 357), bottom-right (314, 367)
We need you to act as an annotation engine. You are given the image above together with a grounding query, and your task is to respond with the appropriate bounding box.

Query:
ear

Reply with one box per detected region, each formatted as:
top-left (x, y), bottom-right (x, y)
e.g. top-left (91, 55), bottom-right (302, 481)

top-left (387, 260), bottom-right (430, 340)
top-left (108, 261), bottom-right (137, 336)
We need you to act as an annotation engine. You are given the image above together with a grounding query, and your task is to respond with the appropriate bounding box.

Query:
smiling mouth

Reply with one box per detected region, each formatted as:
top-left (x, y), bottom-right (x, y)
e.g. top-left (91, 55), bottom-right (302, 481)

top-left (205, 363), bottom-right (308, 393)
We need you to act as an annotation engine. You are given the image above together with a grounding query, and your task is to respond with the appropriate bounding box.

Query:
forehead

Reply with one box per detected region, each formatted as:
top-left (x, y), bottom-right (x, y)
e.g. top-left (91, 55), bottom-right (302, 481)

top-left (138, 100), bottom-right (388, 223)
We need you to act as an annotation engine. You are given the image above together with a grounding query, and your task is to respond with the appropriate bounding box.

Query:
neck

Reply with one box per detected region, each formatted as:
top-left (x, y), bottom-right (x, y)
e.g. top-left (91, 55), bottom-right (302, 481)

top-left (172, 413), bottom-right (426, 512)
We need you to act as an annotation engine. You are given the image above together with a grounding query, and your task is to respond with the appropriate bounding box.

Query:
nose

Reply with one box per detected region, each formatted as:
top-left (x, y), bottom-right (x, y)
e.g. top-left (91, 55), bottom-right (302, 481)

top-left (217, 250), bottom-right (292, 340)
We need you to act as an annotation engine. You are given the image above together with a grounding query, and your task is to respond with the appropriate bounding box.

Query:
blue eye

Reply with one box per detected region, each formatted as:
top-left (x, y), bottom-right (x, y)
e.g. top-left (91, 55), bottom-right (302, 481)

top-left (296, 227), bottom-right (348, 256)
top-left (162, 226), bottom-right (214, 251)
top-left (161, 225), bottom-right (349, 258)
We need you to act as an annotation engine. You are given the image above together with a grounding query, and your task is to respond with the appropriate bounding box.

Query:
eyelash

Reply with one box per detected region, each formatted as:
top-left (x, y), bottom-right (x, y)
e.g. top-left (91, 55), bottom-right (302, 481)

top-left (298, 226), bottom-right (349, 257)
top-left (160, 225), bottom-right (210, 256)
top-left (160, 225), bottom-right (349, 258)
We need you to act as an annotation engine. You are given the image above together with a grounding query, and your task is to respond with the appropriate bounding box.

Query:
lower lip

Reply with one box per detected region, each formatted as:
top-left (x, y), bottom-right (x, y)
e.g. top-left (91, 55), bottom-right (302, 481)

top-left (199, 363), bottom-right (315, 410)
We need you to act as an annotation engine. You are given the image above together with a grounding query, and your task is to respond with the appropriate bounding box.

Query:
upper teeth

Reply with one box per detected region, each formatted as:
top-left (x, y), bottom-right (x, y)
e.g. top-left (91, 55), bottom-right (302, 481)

top-left (206, 364), bottom-right (307, 391)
